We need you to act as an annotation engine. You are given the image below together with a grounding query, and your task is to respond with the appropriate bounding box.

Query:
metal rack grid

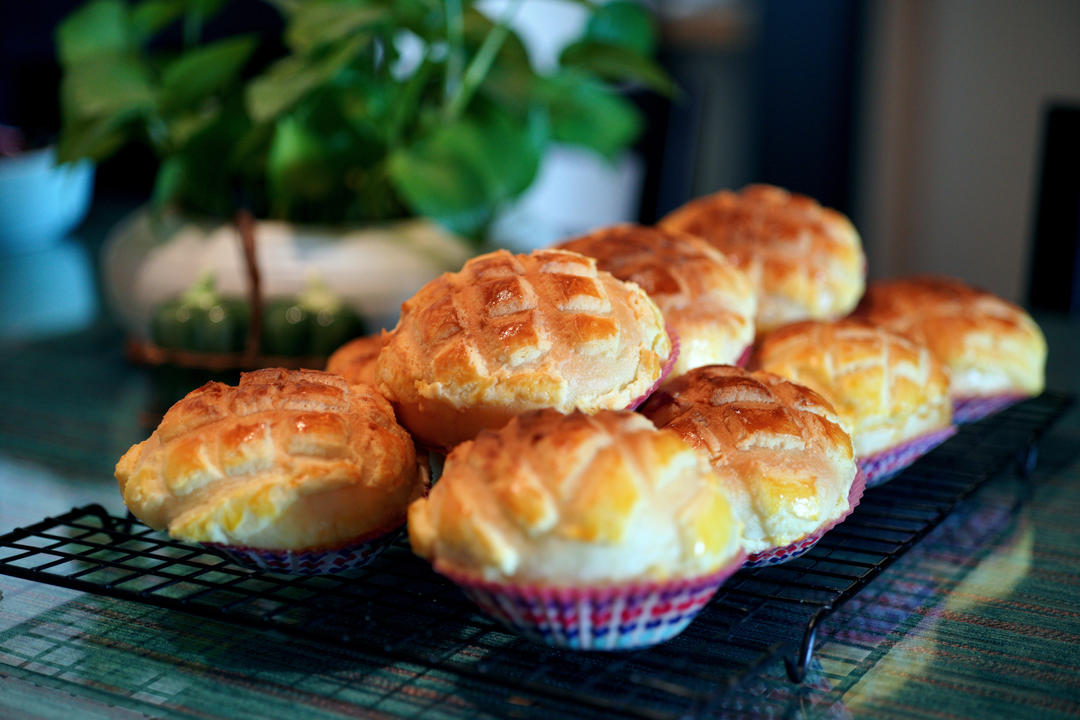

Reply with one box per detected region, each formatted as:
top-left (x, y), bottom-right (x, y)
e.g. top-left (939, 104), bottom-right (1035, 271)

top-left (0, 392), bottom-right (1071, 719)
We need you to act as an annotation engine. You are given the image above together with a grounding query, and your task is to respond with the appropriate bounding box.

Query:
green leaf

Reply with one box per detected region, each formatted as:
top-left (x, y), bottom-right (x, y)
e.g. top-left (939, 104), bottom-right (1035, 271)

top-left (151, 99), bottom-right (251, 216)
top-left (167, 106), bottom-right (222, 147)
top-left (228, 122), bottom-right (274, 176)
top-left (264, 90), bottom-right (388, 221)
top-left (246, 35), bottom-right (368, 122)
top-left (388, 101), bottom-right (547, 233)
top-left (387, 124), bottom-right (493, 233)
top-left (160, 35), bottom-right (257, 115)
top-left (130, 0), bottom-right (186, 40)
top-left (538, 71), bottom-right (640, 159)
top-left (384, 0), bottom-right (453, 43)
top-left (55, 112), bottom-right (132, 163)
top-left (337, 69), bottom-right (395, 141)
top-left (472, 102), bottom-right (547, 200)
top-left (467, 9), bottom-right (539, 115)
top-left (152, 154), bottom-right (186, 208)
top-left (267, 114), bottom-right (336, 216)
top-left (55, 4), bottom-right (152, 165)
top-left (584, 1), bottom-right (655, 56)
top-left (285, 2), bottom-right (387, 54)
top-left (479, 61), bottom-right (538, 115)
top-left (60, 54), bottom-right (155, 121)
top-left (560, 40), bottom-right (676, 96)
top-left (56, 0), bottom-right (132, 66)
top-left (463, 8), bottom-right (531, 70)
top-left (189, 0), bottom-right (229, 16)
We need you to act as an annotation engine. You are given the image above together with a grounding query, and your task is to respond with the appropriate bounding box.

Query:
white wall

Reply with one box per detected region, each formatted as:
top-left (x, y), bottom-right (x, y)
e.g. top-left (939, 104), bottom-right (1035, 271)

top-left (856, 0), bottom-right (1080, 301)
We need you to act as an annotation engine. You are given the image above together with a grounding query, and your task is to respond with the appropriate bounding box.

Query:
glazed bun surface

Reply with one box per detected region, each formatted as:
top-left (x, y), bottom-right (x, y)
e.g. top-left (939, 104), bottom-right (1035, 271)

top-left (377, 248), bottom-right (671, 450)
top-left (408, 409), bottom-right (742, 584)
top-left (641, 365), bottom-right (857, 555)
top-left (754, 320), bottom-right (952, 457)
top-left (325, 333), bottom-right (386, 387)
top-left (116, 369), bottom-right (426, 550)
top-left (557, 223), bottom-right (756, 375)
top-left (852, 276), bottom-right (1046, 399)
top-left (659, 184), bottom-right (865, 333)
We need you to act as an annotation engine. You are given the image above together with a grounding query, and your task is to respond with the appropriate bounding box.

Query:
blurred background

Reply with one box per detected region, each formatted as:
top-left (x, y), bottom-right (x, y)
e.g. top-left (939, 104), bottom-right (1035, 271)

top-left (1, 0), bottom-right (1079, 343)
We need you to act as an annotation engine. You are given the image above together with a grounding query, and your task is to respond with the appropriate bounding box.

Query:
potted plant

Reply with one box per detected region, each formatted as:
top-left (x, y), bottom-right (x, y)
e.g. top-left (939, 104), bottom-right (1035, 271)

top-left (56, 0), bottom-right (672, 366)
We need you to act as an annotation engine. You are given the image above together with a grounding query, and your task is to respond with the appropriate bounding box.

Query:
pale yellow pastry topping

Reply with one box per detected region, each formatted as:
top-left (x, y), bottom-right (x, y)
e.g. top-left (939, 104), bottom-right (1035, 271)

top-left (754, 320), bottom-right (953, 457)
top-left (377, 248), bottom-right (671, 450)
top-left (557, 224), bottom-right (756, 375)
top-left (852, 275), bottom-right (1047, 399)
top-left (660, 184), bottom-right (866, 333)
top-left (641, 365), bottom-right (857, 555)
top-left (116, 368), bottom-right (426, 550)
top-left (408, 409), bottom-right (743, 583)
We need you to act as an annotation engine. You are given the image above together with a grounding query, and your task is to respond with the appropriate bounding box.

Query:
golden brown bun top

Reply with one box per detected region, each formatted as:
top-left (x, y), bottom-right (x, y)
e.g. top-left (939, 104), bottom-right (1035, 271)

top-left (659, 184), bottom-right (866, 333)
top-left (753, 320), bottom-right (952, 457)
top-left (325, 334), bottom-right (386, 387)
top-left (641, 365), bottom-right (856, 554)
top-left (556, 223), bottom-right (756, 373)
top-left (115, 368), bottom-right (426, 550)
top-left (852, 275), bottom-right (1047, 398)
top-left (377, 248), bottom-right (671, 450)
top-left (407, 409), bottom-right (742, 583)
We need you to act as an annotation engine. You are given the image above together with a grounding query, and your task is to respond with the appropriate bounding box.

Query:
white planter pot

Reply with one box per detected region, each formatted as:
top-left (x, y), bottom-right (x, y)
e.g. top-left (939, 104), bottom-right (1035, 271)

top-left (490, 145), bottom-right (644, 252)
top-left (103, 208), bottom-right (474, 339)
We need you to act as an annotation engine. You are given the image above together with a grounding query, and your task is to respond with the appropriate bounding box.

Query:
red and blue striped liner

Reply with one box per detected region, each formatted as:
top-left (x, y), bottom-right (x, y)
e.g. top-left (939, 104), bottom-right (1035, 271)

top-left (627, 329), bottom-right (680, 410)
top-left (744, 468), bottom-right (867, 568)
top-left (205, 527), bottom-right (402, 575)
top-left (858, 425), bottom-right (958, 488)
top-left (440, 552), bottom-right (746, 651)
top-left (953, 393), bottom-right (1029, 424)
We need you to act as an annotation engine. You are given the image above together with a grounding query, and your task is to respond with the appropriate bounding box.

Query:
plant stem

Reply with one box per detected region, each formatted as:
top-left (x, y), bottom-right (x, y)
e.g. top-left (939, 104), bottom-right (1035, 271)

top-left (389, 56), bottom-right (434, 147)
top-left (444, 0), bottom-right (525, 120)
top-left (445, 0), bottom-right (464, 100)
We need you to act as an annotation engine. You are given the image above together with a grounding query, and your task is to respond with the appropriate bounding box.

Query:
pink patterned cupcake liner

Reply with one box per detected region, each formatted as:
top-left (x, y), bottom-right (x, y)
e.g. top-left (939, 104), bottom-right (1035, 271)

top-left (440, 552), bottom-right (746, 650)
top-left (858, 425), bottom-right (958, 488)
top-left (953, 394), bottom-right (1029, 424)
top-left (205, 527), bottom-right (402, 575)
top-left (627, 328), bottom-right (681, 410)
top-left (735, 344), bottom-right (753, 368)
top-left (744, 468), bottom-right (867, 567)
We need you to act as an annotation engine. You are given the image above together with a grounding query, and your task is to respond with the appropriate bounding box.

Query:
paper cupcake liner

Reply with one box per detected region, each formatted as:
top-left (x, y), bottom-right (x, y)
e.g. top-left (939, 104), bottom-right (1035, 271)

top-left (627, 328), bottom-right (680, 410)
top-left (735, 344), bottom-right (753, 368)
top-left (205, 527), bottom-right (401, 575)
top-left (858, 425), bottom-right (958, 488)
top-left (744, 468), bottom-right (867, 567)
top-left (441, 553), bottom-right (746, 651)
top-left (953, 394), bottom-right (1029, 424)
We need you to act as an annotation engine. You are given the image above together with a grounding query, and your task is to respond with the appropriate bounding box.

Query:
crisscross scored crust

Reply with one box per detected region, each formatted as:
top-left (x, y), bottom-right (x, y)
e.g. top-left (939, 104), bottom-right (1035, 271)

top-left (408, 409), bottom-right (743, 584)
top-left (754, 320), bottom-right (953, 457)
top-left (377, 249), bottom-right (671, 450)
top-left (115, 369), bottom-right (426, 550)
top-left (852, 276), bottom-right (1047, 399)
top-left (659, 184), bottom-right (866, 333)
top-left (557, 224), bottom-right (756, 376)
top-left (641, 366), bottom-right (857, 555)
top-left (325, 333), bottom-right (386, 387)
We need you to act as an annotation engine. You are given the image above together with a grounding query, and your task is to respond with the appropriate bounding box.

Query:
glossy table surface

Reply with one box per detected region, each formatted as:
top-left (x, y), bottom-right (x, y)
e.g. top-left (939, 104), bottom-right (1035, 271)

top-left (2, 244), bottom-right (1080, 718)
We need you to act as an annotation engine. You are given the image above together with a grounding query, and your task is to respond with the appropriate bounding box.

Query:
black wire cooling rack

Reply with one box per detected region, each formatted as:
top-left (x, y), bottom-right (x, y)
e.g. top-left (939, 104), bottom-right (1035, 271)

top-left (0, 392), bottom-right (1071, 719)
